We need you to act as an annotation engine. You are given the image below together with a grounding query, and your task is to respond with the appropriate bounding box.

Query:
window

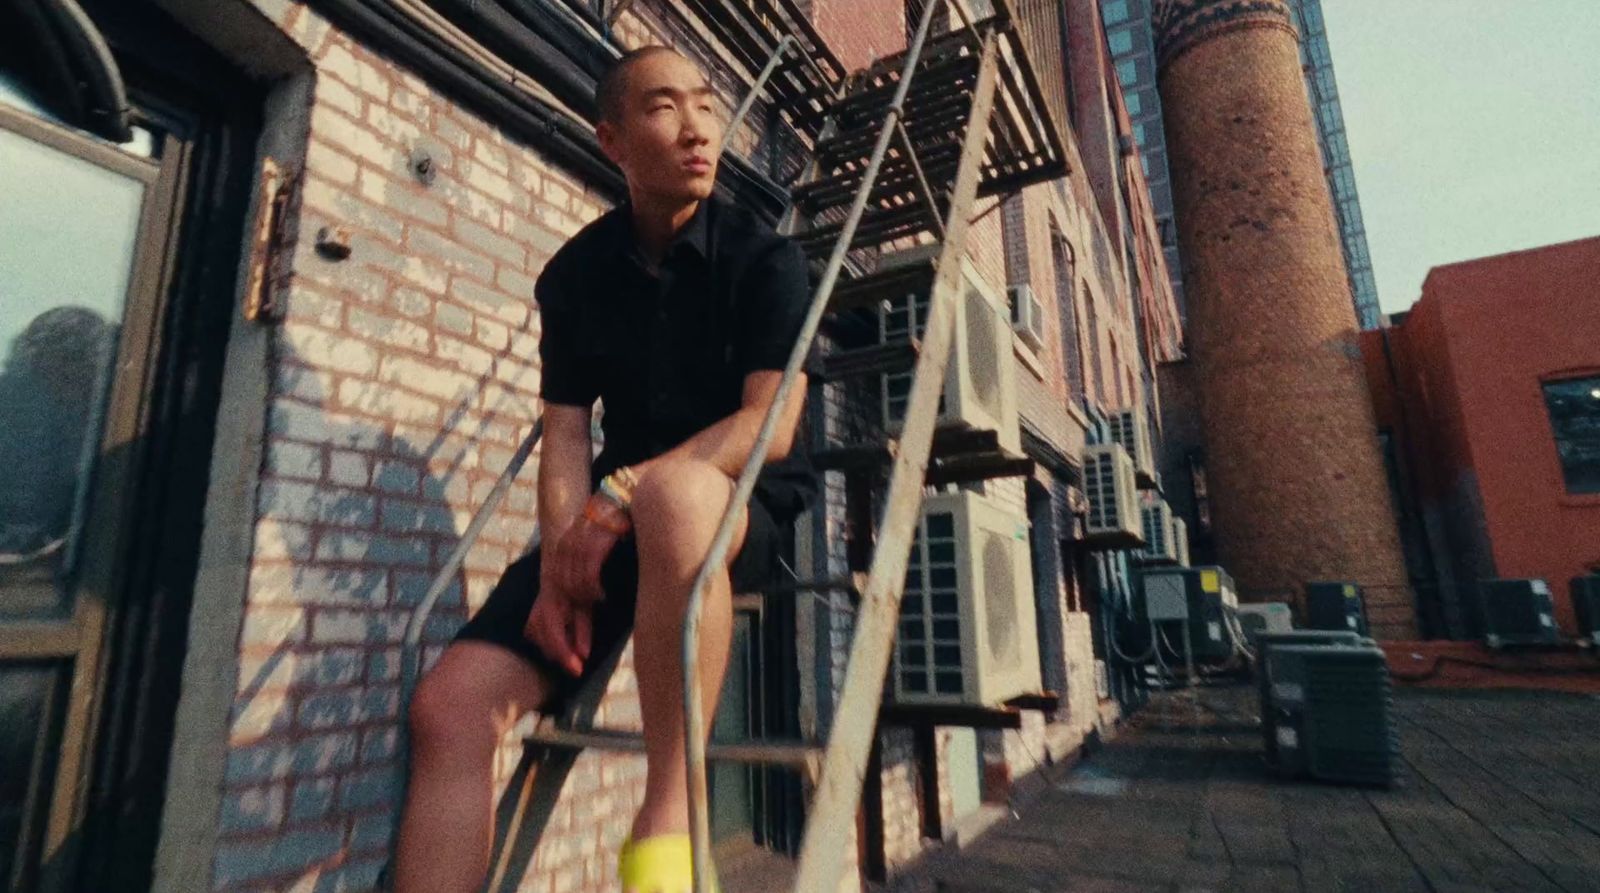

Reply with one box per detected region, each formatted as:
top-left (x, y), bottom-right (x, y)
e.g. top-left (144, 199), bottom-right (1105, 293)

top-left (1140, 155), bottom-right (1150, 176)
top-left (1543, 376), bottom-right (1600, 494)
top-left (1051, 230), bottom-right (1085, 404)
top-left (1102, 0), bottom-right (1129, 25)
top-left (1115, 59), bottom-right (1137, 87)
top-left (1107, 28), bottom-right (1134, 55)
top-left (1132, 122), bottom-right (1146, 146)
top-left (1124, 89), bottom-right (1142, 116)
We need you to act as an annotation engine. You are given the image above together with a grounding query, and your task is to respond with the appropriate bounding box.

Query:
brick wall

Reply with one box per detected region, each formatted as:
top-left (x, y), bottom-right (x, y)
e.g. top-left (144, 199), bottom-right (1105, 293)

top-left (1156, 0), bottom-right (1413, 636)
top-left (810, 0), bottom-right (908, 72)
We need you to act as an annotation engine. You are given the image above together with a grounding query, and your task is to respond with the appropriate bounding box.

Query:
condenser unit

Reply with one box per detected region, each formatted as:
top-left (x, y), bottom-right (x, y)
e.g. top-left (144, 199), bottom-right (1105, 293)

top-left (1305, 581), bottom-right (1368, 636)
top-left (1254, 630), bottom-right (1366, 765)
top-left (893, 491), bottom-right (1041, 706)
top-left (1007, 283), bottom-right (1046, 352)
top-left (1082, 443), bottom-right (1142, 549)
top-left (1135, 566), bottom-right (1238, 664)
top-left (1480, 578), bottom-right (1559, 648)
top-left (1108, 409), bottom-right (1156, 488)
top-left (1170, 516), bottom-right (1191, 567)
top-left (1266, 643), bottom-right (1398, 787)
top-left (1236, 602), bottom-right (1294, 644)
top-left (1572, 575), bottom-right (1600, 644)
top-left (1137, 500), bottom-right (1177, 564)
top-left (879, 253), bottom-right (1019, 452)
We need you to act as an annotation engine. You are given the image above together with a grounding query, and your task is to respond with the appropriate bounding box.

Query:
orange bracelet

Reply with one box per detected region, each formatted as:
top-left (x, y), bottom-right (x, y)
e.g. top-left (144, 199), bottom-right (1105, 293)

top-left (583, 495), bottom-right (632, 535)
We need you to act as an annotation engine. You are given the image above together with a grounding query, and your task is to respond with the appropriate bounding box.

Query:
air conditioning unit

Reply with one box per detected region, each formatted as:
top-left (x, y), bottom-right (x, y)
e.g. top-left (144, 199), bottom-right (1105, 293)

top-left (1137, 500), bottom-right (1177, 564)
top-left (1236, 602), bottom-right (1294, 644)
top-left (1572, 575), bottom-right (1600, 644)
top-left (1479, 578), bottom-right (1559, 648)
top-left (1169, 516), bottom-right (1191, 567)
top-left (1265, 643), bottom-right (1397, 787)
top-left (1007, 283), bottom-right (1046, 352)
top-left (1305, 581), bottom-right (1369, 636)
top-left (1082, 443), bottom-right (1142, 549)
top-left (880, 253), bottom-right (1019, 453)
top-left (1108, 409), bottom-right (1156, 488)
top-left (893, 491), bottom-right (1041, 706)
top-left (1254, 630), bottom-right (1366, 765)
top-left (1136, 566), bottom-right (1238, 664)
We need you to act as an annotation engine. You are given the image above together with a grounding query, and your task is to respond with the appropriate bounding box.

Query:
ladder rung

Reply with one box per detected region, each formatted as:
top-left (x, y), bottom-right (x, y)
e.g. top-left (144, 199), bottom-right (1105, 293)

top-left (525, 725), bottom-right (825, 771)
top-left (795, 148), bottom-right (961, 214)
top-left (833, 49), bottom-right (980, 122)
top-left (827, 259), bottom-right (937, 315)
top-left (813, 338), bottom-right (920, 380)
top-left (800, 203), bottom-right (938, 259)
top-left (818, 95), bottom-right (973, 163)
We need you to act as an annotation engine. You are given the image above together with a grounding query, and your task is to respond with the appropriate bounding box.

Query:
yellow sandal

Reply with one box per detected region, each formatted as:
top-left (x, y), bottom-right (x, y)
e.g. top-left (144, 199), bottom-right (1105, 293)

top-left (617, 834), bottom-right (721, 893)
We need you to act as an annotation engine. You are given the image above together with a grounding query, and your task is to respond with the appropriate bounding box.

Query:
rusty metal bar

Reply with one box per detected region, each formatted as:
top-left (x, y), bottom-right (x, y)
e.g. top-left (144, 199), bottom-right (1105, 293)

top-left (679, 0), bottom-right (964, 888)
top-left (791, 33), bottom-right (1003, 893)
top-left (895, 117), bottom-right (947, 240)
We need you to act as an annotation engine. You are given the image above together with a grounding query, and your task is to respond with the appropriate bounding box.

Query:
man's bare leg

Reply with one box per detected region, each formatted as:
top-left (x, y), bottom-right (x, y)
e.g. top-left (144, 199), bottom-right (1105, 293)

top-left (628, 458), bottom-right (748, 841)
top-left (395, 642), bottom-right (553, 893)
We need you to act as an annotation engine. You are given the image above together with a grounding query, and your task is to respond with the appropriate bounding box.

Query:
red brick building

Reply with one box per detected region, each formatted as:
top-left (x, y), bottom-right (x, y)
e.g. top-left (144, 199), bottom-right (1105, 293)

top-left (0, 1), bottom-right (1178, 890)
top-left (1362, 237), bottom-right (1600, 639)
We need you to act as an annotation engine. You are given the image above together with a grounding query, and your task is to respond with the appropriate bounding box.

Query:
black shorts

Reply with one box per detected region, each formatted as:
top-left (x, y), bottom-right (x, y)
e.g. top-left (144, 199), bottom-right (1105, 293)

top-left (453, 496), bottom-right (785, 712)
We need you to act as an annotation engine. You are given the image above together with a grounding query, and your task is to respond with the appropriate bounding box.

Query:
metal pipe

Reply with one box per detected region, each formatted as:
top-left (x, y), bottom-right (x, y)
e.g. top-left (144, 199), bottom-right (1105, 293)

top-left (679, 1), bottom-right (962, 888)
top-left (895, 118), bottom-right (947, 241)
top-left (722, 35), bottom-right (799, 149)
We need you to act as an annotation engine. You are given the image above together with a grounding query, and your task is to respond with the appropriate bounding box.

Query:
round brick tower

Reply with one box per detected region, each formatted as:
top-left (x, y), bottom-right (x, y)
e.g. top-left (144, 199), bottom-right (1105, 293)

top-left (1153, 0), bottom-right (1415, 637)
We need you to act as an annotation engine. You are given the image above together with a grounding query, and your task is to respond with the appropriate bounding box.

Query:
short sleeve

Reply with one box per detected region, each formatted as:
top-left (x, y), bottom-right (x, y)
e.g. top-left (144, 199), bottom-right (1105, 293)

top-left (534, 258), bottom-right (599, 408)
top-left (734, 239), bottom-right (812, 375)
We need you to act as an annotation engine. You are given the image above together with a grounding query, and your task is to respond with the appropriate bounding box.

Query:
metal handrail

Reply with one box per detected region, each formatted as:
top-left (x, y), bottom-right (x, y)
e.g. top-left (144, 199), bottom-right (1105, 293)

top-left (678, 0), bottom-right (965, 888)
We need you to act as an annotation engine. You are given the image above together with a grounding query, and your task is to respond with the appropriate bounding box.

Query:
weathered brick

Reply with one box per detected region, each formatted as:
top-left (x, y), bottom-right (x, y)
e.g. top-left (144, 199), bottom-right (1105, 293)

top-left (450, 275), bottom-right (530, 327)
top-left (268, 441), bottom-right (323, 480)
top-left (302, 175), bottom-right (405, 246)
top-left (321, 40), bottom-right (390, 102)
top-left (405, 226), bottom-right (496, 283)
top-left (310, 609), bottom-right (408, 645)
top-left (282, 324), bottom-right (379, 376)
top-left (225, 731), bottom-right (357, 784)
top-left (304, 138), bottom-right (360, 187)
top-left (270, 398), bottom-right (385, 451)
top-left (433, 300), bottom-right (474, 337)
top-left (251, 564), bottom-right (390, 607)
top-left (230, 688), bottom-right (293, 740)
top-left (357, 166), bottom-right (449, 229)
top-left (390, 285), bottom-right (433, 320)
top-left (311, 104), bottom-right (397, 172)
top-left (453, 215), bottom-right (526, 267)
top-left (337, 377), bottom-right (442, 426)
top-left (379, 496), bottom-right (459, 536)
top-left (366, 647), bottom-right (404, 683)
top-left (212, 828), bottom-right (345, 888)
top-left (219, 783), bottom-right (286, 833)
top-left (463, 157), bottom-right (515, 203)
top-left (255, 519), bottom-right (316, 561)
top-left (393, 571), bottom-right (461, 609)
top-left (297, 685), bottom-right (398, 730)
top-left (474, 316), bottom-right (511, 351)
top-left (360, 725), bottom-right (400, 765)
top-left (289, 778), bottom-right (337, 822)
top-left (372, 460), bottom-right (422, 496)
top-left (495, 264), bottom-right (538, 300)
top-left (259, 479), bottom-right (378, 529)
top-left (327, 450), bottom-right (370, 488)
top-left (240, 606), bottom-right (307, 648)
top-left (339, 765), bottom-right (403, 812)
top-left (347, 306), bottom-right (431, 354)
top-left (354, 232), bottom-right (449, 293)
top-left (315, 74), bottom-right (363, 120)
top-left (377, 354), bottom-right (478, 402)
top-left (435, 334), bottom-right (495, 377)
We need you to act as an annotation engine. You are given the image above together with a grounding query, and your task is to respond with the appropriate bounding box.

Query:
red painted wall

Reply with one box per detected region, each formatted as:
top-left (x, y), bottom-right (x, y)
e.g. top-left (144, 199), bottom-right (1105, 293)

top-left (1364, 237), bottom-right (1600, 634)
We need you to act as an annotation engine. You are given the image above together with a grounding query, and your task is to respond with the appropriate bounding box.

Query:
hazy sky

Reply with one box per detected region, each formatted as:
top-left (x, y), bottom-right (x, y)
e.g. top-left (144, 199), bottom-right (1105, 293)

top-left (1319, 0), bottom-right (1600, 314)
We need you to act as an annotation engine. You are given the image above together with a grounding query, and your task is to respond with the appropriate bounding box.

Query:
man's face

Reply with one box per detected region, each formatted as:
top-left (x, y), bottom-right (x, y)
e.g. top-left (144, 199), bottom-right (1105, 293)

top-left (599, 52), bottom-right (722, 203)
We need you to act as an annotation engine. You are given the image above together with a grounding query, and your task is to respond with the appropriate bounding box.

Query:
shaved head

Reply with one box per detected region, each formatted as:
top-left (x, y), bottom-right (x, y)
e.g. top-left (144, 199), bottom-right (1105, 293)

top-left (596, 45), bottom-right (687, 125)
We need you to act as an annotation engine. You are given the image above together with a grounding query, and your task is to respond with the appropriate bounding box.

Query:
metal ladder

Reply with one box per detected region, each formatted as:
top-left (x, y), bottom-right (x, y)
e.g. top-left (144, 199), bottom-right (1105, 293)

top-left (398, 1), bottom-right (1069, 889)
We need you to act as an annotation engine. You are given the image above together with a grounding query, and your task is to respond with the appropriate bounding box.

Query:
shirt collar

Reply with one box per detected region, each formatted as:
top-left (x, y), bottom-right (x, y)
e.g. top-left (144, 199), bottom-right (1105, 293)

top-left (620, 196), bottom-right (714, 268)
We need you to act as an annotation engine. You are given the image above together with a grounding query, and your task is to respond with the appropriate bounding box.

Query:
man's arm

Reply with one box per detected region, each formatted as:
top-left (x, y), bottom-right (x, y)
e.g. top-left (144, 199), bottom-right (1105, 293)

top-left (537, 404), bottom-right (593, 559)
top-left (631, 369), bottom-right (807, 480)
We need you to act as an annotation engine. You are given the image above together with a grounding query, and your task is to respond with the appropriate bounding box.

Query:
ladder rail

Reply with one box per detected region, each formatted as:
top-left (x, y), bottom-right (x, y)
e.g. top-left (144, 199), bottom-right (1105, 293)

top-left (791, 32), bottom-right (1004, 893)
top-left (679, 0), bottom-right (975, 888)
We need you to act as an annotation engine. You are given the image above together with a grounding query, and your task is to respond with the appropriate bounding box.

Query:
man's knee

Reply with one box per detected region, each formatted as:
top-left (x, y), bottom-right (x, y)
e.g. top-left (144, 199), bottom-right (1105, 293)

top-left (409, 664), bottom-right (497, 754)
top-left (632, 459), bottom-right (730, 530)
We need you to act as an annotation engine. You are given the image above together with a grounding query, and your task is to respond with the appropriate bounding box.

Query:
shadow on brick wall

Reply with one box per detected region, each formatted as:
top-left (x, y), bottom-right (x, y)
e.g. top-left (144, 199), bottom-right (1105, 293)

top-left (215, 332), bottom-right (540, 892)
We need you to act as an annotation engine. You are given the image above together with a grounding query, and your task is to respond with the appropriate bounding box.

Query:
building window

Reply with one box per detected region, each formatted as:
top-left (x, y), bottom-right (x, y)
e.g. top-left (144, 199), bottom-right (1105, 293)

top-left (1140, 155), bottom-right (1149, 176)
top-left (1131, 122), bottom-right (1146, 146)
top-left (1051, 229), bottom-right (1085, 405)
top-left (1102, 0), bottom-right (1130, 25)
top-left (1124, 89), bottom-right (1143, 116)
top-left (1543, 376), bottom-right (1600, 494)
top-left (1115, 59), bottom-right (1137, 87)
top-left (1107, 28), bottom-right (1134, 55)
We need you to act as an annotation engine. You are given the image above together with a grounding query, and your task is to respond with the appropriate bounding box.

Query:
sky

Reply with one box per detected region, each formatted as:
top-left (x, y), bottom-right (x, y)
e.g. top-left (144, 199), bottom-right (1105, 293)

top-left (1318, 0), bottom-right (1600, 314)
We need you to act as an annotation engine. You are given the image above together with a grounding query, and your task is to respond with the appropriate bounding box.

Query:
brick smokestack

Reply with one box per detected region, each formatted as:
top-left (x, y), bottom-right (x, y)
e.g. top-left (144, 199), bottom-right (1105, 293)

top-left (1153, 0), bottom-right (1415, 637)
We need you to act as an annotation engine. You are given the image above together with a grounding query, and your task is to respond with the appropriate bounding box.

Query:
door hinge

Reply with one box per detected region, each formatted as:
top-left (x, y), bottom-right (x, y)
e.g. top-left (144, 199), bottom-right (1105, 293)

top-left (243, 157), bottom-right (299, 323)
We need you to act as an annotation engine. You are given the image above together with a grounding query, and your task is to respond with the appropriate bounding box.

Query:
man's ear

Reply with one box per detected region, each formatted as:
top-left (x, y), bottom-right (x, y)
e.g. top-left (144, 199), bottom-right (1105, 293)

top-left (597, 120), bottom-right (624, 167)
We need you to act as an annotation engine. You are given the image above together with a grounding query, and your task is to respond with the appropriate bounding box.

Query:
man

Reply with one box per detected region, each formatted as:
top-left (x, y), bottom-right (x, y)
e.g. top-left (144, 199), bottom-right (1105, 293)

top-left (395, 45), bottom-right (815, 893)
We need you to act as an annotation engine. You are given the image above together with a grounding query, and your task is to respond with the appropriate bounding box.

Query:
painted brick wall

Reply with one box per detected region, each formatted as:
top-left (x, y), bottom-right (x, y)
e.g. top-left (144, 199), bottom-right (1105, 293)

top-left (810, 0), bottom-right (908, 72)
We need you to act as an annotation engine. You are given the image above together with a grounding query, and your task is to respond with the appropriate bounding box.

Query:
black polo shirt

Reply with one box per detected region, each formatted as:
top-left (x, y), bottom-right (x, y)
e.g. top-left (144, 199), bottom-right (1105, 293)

top-left (535, 196), bottom-right (817, 519)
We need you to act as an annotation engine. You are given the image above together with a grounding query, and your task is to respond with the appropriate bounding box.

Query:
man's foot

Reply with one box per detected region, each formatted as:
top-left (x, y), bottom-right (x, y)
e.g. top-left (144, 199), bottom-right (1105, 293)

top-left (618, 834), bottom-right (721, 893)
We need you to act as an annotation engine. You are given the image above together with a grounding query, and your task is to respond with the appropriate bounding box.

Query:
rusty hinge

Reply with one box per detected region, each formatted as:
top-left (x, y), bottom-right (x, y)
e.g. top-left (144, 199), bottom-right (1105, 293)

top-left (242, 157), bottom-right (299, 323)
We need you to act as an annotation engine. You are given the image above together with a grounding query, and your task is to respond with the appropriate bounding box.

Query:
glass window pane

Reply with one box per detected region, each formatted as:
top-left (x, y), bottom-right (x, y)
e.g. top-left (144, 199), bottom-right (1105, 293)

top-left (1102, 0), bottom-right (1129, 25)
top-left (1107, 28), bottom-right (1134, 55)
top-left (0, 663), bottom-right (68, 885)
top-left (1124, 89), bottom-right (1142, 116)
top-left (0, 124), bottom-right (145, 618)
top-left (1543, 377), bottom-right (1600, 494)
top-left (1116, 59), bottom-right (1138, 87)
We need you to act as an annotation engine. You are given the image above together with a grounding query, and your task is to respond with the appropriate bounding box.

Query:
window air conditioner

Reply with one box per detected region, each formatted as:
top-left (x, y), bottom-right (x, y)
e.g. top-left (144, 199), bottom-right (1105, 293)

top-left (1109, 409), bottom-right (1156, 487)
top-left (879, 250), bottom-right (1020, 453)
top-left (1082, 443), bottom-right (1142, 548)
top-left (1169, 515), bottom-right (1191, 567)
top-left (1007, 283), bottom-right (1046, 352)
top-left (893, 490), bottom-right (1042, 706)
top-left (1137, 500), bottom-right (1177, 564)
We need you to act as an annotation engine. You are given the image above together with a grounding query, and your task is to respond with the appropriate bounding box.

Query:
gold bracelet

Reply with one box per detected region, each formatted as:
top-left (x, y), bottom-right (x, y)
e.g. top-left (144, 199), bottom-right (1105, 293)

top-left (583, 495), bottom-right (632, 534)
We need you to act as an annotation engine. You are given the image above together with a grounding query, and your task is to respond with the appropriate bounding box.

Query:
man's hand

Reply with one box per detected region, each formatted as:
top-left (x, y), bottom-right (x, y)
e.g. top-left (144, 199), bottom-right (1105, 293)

top-left (553, 514), bottom-right (624, 604)
top-left (524, 573), bottom-right (593, 677)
